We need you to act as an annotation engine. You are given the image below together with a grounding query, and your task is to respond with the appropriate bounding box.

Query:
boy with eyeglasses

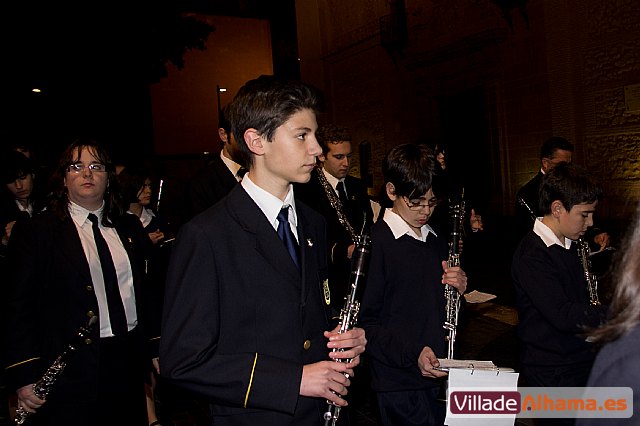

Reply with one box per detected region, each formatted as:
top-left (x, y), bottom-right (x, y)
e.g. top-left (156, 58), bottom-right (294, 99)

top-left (359, 143), bottom-right (467, 426)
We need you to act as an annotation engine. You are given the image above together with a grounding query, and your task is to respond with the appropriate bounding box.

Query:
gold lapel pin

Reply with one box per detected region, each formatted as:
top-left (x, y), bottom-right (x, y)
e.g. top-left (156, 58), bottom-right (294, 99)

top-left (306, 238), bottom-right (313, 247)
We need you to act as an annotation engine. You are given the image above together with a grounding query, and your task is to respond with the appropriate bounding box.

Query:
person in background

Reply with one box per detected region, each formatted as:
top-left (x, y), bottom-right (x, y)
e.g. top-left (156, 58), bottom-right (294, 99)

top-left (515, 137), bottom-right (574, 237)
top-left (1, 151), bottom-right (44, 251)
top-left (119, 168), bottom-right (166, 245)
top-left (512, 163), bottom-right (608, 426)
top-left (294, 123), bottom-right (373, 312)
top-left (4, 139), bottom-right (155, 426)
top-left (577, 199), bottom-right (640, 426)
top-left (118, 167), bottom-right (170, 426)
top-left (1, 150), bottom-right (46, 424)
top-left (187, 104), bottom-right (245, 219)
top-left (430, 144), bottom-right (483, 236)
top-left (359, 143), bottom-right (467, 426)
top-left (160, 75), bottom-right (366, 425)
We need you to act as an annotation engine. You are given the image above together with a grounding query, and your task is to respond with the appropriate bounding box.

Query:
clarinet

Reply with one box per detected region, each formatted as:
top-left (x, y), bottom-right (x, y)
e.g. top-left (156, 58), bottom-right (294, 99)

top-left (443, 194), bottom-right (465, 359)
top-left (315, 166), bottom-right (358, 243)
top-left (14, 316), bottom-right (97, 425)
top-left (517, 196), bottom-right (537, 221)
top-left (578, 237), bottom-right (601, 306)
top-left (323, 235), bottom-right (371, 426)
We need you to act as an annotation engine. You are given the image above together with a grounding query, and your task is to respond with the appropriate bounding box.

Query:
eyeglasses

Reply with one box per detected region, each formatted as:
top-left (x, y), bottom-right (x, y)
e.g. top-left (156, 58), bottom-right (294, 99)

top-left (67, 163), bottom-right (107, 174)
top-left (403, 196), bottom-right (440, 211)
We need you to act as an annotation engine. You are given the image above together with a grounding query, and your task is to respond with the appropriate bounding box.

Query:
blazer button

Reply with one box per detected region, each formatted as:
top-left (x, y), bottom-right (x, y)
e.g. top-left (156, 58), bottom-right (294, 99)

top-left (303, 339), bottom-right (311, 350)
top-left (86, 285), bottom-right (93, 291)
top-left (84, 338), bottom-right (93, 345)
top-left (86, 310), bottom-right (95, 318)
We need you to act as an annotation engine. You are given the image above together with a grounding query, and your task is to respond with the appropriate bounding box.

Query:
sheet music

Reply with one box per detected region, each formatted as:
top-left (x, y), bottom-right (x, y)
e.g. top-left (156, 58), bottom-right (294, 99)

top-left (437, 359), bottom-right (501, 371)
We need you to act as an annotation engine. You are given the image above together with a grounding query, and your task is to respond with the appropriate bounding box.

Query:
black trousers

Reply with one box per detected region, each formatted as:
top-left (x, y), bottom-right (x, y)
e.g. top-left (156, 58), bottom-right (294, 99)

top-left (28, 327), bottom-right (148, 426)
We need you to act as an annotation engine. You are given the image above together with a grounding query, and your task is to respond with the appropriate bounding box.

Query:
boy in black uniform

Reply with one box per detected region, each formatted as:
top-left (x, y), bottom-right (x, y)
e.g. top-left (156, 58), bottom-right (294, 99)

top-left (359, 143), bottom-right (467, 426)
top-left (512, 163), bottom-right (608, 425)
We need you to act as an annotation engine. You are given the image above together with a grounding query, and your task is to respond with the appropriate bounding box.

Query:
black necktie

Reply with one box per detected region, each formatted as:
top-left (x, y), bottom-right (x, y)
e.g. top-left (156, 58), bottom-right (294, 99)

top-left (336, 181), bottom-right (348, 208)
top-left (88, 213), bottom-right (128, 336)
top-left (276, 207), bottom-right (300, 270)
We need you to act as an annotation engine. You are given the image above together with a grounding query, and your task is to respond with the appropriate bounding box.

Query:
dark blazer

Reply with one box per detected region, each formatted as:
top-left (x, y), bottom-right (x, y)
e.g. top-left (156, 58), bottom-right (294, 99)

top-left (4, 210), bottom-right (154, 398)
top-left (0, 196), bottom-right (37, 258)
top-left (187, 153), bottom-right (238, 218)
top-left (295, 170), bottom-right (373, 310)
top-left (515, 171), bottom-right (543, 241)
top-left (160, 185), bottom-right (334, 425)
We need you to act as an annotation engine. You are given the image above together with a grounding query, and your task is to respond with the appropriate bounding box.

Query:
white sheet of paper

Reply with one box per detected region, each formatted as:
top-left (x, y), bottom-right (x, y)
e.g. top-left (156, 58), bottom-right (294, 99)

top-left (445, 368), bottom-right (520, 426)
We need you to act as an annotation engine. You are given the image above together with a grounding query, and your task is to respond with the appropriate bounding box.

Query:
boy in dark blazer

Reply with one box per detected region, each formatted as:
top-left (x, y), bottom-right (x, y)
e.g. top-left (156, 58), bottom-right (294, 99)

top-left (160, 75), bottom-right (367, 425)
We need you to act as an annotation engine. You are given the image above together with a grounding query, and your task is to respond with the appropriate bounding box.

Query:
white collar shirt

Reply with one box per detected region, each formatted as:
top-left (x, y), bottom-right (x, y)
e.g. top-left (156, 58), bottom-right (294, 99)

top-left (322, 168), bottom-right (345, 198)
top-left (69, 201), bottom-right (137, 337)
top-left (533, 217), bottom-right (573, 250)
top-left (383, 208), bottom-right (437, 242)
top-left (241, 175), bottom-right (299, 242)
top-left (220, 149), bottom-right (243, 182)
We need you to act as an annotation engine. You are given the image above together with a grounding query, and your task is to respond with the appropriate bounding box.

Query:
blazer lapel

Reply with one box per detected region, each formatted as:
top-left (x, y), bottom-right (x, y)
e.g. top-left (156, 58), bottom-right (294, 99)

top-left (227, 187), bottom-right (301, 285)
top-left (57, 218), bottom-right (93, 285)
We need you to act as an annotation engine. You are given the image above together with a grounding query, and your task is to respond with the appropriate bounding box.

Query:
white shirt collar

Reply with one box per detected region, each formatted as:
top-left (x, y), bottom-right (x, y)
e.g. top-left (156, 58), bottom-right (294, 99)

top-left (69, 200), bottom-right (106, 228)
top-left (241, 175), bottom-right (298, 230)
top-left (383, 208), bottom-right (437, 242)
top-left (322, 167), bottom-right (343, 191)
top-left (15, 199), bottom-right (34, 217)
top-left (220, 149), bottom-right (242, 180)
top-left (127, 207), bottom-right (155, 228)
top-left (533, 218), bottom-right (573, 249)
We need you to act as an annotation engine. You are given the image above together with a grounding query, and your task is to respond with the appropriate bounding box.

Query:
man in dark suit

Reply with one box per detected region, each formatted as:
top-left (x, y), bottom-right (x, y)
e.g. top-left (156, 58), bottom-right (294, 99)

top-left (295, 124), bottom-right (373, 311)
top-left (187, 104), bottom-right (245, 218)
top-left (515, 136), bottom-right (574, 242)
top-left (160, 75), bottom-right (366, 425)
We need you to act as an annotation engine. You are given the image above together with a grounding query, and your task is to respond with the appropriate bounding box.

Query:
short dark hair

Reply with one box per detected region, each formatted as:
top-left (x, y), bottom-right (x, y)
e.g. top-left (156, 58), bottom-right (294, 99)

top-left (228, 75), bottom-right (321, 169)
top-left (540, 137), bottom-right (574, 160)
top-left (48, 138), bottom-right (124, 226)
top-left (316, 124), bottom-right (351, 155)
top-left (2, 150), bottom-right (35, 184)
top-left (383, 143), bottom-right (435, 200)
top-left (539, 163), bottom-right (602, 215)
top-left (118, 167), bottom-right (152, 205)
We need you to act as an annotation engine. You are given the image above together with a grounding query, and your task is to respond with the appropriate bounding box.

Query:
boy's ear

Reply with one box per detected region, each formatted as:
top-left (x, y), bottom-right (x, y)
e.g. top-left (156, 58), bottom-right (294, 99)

top-left (385, 182), bottom-right (397, 201)
top-left (551, 200), bottom-right (564, 217)
top-left (245, 129), bottom-right (264, 155)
